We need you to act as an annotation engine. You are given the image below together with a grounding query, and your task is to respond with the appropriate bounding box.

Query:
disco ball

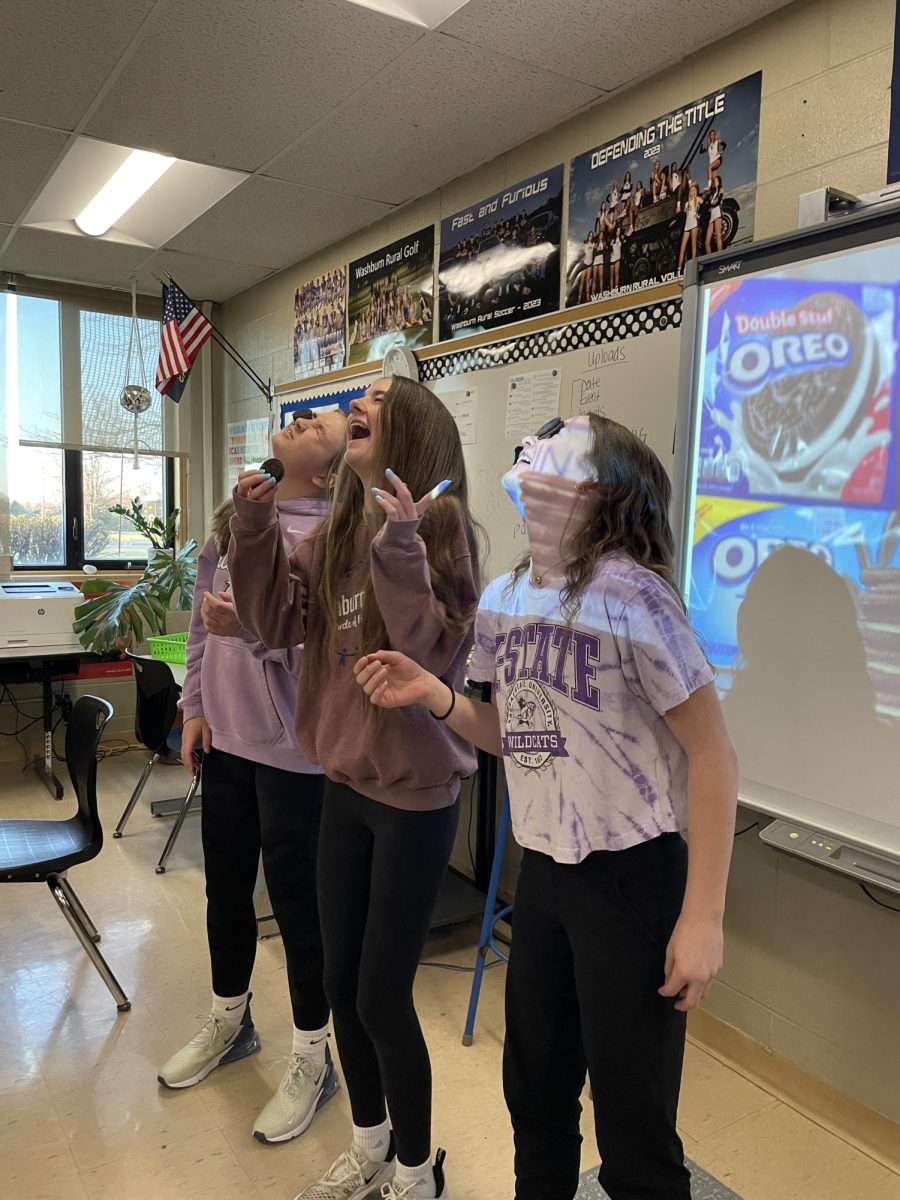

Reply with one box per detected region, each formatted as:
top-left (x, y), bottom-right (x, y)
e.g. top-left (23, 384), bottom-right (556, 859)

top-left (120, 384), bottom-right (152, 415)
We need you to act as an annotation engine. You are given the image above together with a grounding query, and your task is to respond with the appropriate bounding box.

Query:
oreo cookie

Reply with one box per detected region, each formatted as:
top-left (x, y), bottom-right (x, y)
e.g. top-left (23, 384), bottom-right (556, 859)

top-left (739, 292), bottom-right (877, 477)
top-left (260, 457), bottom-right (284, 483)
top-left (698, 277), bottom-right (897, 507)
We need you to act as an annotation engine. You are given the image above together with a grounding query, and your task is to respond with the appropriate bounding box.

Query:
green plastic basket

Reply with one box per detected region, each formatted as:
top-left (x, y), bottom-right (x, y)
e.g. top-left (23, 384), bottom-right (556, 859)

top-left (147, 631), bottom-right (189, 665)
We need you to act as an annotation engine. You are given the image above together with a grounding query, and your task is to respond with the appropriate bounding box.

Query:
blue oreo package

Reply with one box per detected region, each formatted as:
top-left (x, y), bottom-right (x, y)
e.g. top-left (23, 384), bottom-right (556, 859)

top-left (688, 497), bottom-right (900, 718)
top-left (696, 277), bottom-right (898, 509)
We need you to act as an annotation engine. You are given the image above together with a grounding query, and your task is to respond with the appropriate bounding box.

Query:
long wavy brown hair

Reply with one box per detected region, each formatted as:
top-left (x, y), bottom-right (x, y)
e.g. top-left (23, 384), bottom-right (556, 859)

top-left (306, 377), bottom-right (483, 688)
top-left (509, 412), bottom-right (681, 619)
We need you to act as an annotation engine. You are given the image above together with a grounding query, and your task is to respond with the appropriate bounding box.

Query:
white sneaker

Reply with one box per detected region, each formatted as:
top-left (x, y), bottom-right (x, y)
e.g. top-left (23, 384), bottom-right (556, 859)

top-left (253, 1045), bottom-right (339, 1144)
top-left (158, 1002), bottom-right (260, 1089)
top-left (379, 1149), bottom-right (449, 1199)
top-left (293, 1134), bottom-right (396, 1200)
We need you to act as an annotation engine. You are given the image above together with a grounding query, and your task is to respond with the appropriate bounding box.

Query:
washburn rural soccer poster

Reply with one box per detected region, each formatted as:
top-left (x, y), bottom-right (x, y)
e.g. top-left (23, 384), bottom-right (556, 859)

top-left (439, 166), bottom-right (564, 339)
top-left (566, 73), bottom-right (762, 307)
top-left (347, 228), bottom-right (435, 367)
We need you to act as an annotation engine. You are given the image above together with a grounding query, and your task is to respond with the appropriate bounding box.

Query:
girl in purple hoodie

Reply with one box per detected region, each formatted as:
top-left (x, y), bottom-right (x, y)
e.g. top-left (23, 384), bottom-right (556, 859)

top-left (157, 409), bottom-right (347, 1151)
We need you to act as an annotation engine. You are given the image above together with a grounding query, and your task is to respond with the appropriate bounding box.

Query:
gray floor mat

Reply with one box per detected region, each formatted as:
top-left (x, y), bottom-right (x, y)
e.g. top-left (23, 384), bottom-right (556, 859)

top-left (577, 1160), bottom-right (741, 1198)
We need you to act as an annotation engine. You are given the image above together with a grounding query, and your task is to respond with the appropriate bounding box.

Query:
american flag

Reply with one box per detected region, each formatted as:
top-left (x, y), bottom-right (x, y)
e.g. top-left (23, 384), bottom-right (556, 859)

top-left (156, 282), bottom-right (214, 402)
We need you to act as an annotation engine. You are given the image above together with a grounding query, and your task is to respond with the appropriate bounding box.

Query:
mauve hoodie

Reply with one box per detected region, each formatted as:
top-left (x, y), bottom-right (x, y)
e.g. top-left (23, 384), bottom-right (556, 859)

top-left (179, 497), bottom-right (329, 774)
top-left (228, 489), bottom-right (478, 811)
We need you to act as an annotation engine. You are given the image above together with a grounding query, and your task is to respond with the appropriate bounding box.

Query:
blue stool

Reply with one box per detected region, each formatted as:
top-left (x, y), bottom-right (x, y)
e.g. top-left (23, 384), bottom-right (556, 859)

top-left (462, 790), bottom-right (512, 1046)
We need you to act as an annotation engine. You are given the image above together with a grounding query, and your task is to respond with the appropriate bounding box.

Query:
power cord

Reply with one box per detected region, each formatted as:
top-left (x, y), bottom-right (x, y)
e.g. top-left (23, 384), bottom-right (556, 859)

top-left (418, 957), bottom-right (506, 974)
top-left (0, 683), bottom-right (48, 768)
top-left (859, 884), bottom-right (900, 914)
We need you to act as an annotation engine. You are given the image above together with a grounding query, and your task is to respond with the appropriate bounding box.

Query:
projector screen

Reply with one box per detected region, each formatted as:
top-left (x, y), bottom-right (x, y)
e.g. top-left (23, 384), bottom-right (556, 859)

top-left (682, 225), bottom-right (900, 856)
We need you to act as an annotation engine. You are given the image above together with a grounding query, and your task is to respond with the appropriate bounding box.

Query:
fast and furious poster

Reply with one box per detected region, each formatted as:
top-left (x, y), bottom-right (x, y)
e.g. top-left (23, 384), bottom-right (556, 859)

top-left (439, 165), bottom-right (564, 340)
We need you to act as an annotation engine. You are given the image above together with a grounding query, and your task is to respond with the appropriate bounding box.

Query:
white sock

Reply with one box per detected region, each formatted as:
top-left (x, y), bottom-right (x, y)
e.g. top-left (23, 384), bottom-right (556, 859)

top-left (293, 1024), bottom-right (328, 1066)
top-left (395, 1156), bottom-right (435, 1197)
top-left (353, 1118), bottom-right (391, 1163)
top-left (212, 991), bottom-right (248, 1028)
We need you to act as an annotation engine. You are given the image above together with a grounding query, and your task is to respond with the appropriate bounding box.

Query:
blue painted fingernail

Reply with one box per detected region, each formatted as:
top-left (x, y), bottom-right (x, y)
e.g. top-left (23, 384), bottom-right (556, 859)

top-left (430, 479), bottom-right (451, 499)
top-left (374, 494), bottom-right (385, 503)
top-left (386, 467), bottom-right (395, 476)
top-left (371, 487), bottom-right (381, 494)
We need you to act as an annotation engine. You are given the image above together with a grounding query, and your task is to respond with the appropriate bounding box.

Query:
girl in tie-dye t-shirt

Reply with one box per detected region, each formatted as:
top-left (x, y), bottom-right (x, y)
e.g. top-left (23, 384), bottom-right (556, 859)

top-left (354, 415), bottom-right (738, 1200)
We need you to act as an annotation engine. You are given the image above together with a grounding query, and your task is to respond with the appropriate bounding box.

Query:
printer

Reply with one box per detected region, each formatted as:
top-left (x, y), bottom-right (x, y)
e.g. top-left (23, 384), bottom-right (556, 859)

top-left (0, 579), bottom-right (83, 658)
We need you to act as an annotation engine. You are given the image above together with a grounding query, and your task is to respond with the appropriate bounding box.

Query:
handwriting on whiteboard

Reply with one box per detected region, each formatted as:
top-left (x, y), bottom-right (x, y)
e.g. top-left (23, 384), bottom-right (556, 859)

top-left (572, 345), bottom-right (627, 415)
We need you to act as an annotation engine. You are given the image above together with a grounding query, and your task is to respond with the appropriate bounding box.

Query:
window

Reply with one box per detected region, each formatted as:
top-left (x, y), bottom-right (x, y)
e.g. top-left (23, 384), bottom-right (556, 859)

top-left (1, 292), bottom-right (179, 570)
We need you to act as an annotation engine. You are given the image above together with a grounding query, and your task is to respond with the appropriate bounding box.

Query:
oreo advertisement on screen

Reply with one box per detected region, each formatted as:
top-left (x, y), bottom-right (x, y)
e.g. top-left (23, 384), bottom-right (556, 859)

top-left (696, 277), bottom-right (898, 509)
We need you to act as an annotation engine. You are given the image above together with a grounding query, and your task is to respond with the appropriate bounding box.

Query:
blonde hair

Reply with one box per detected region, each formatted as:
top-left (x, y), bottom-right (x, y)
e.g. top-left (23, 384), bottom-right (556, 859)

top-left (211, 498), bottom-right (234, 558)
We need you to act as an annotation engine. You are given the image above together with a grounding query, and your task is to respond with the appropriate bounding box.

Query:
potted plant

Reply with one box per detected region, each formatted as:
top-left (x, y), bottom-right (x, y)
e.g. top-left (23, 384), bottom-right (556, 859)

top-left (73, 496), bottom-right (198, 655)
top-left (108, 496), bottom-right (180, 551)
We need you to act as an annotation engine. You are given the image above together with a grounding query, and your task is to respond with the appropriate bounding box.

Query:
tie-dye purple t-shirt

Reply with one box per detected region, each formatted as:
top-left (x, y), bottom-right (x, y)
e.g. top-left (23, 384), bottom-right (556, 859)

top-left (469, 554), bottom-right (714, 863)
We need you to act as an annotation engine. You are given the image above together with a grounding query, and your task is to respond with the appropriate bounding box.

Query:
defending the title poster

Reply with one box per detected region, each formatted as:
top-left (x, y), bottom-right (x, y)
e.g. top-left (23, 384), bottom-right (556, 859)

top-left (439, 165), bottom-right (563, 340)
top-left (347, 228), bottom-right (435, 367)
top-left (566, 72), bottom-right (762, 308)
top-left (292, 267), bottom-right (346, 379)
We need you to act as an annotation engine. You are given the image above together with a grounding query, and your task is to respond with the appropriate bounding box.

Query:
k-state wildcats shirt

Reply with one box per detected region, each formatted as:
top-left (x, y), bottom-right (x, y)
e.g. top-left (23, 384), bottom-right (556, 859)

top-left (469, 554), bottom-right (714, 863)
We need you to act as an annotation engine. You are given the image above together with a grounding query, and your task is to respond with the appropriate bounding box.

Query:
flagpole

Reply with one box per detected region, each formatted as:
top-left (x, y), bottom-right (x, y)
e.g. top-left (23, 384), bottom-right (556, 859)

top-left (154, 272), bottom-right (274, 407)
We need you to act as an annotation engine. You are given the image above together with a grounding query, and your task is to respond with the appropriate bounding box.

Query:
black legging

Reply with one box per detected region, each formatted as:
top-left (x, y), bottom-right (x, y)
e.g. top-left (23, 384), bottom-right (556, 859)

top-left (318, 780), bottom-right (459, 1166)
top-left (202, 747), bottom-right (329, 1030)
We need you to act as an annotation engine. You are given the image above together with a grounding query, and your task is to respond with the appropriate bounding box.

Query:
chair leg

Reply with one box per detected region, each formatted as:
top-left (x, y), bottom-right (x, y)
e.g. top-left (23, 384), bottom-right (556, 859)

top-left (113, 753), bottom-right (159, 838)
top-left (463, 792), bottom-right (511, 1046)
top-left (57, 872), bottom-right (99, 942)
top-left (155, 769), bottom-right (200, 874)
top-left (48, 876), bottom-right (131, 1012)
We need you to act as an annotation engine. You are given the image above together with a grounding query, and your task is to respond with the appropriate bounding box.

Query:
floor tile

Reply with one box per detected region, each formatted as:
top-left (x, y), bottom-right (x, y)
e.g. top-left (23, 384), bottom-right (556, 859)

top-left (2, 758), bottom-right (899, 1200)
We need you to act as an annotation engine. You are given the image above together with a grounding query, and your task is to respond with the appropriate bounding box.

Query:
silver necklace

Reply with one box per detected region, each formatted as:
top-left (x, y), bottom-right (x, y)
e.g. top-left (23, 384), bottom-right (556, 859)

top-left (531, 558), bottom-right (567, 587)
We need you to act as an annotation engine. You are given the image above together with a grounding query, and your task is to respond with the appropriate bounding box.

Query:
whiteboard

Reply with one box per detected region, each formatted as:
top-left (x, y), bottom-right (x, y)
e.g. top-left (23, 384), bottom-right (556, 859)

top-left (272, 299), bottom-right (684, 588)
top-left (427, 299), bottom-right (684, 584)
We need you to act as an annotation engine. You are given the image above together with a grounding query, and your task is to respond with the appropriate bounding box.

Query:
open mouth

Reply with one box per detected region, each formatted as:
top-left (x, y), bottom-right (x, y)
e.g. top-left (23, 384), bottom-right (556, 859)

top-left (348, 420), bottom-right (370, 442)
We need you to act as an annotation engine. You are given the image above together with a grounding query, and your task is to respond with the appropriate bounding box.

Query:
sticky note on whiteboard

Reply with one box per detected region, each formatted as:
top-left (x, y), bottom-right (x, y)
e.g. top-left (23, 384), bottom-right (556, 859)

top-left (441, 389), bottom-right (478, 446)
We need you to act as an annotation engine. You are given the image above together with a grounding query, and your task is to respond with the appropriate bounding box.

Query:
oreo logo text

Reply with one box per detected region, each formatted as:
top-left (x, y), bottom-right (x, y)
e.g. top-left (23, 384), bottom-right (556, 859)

top-left (726, 331), bottom-right (851, 391)
top-left (712, 534), bottom-right (833, 584)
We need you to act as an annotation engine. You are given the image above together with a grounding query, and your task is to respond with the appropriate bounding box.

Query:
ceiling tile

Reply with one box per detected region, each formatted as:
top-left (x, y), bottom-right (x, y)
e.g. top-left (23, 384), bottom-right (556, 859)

top-left (0, 227), bottom-right (150, 289)
top-left (0, 122), bottom-right (70, 223)
top-left (84, 0), bottom-right (426, 171)
top-left (166, 176), bottom-right (394, 269)
top-left (265, 32), bottom-right (601, 204)
top-left (440, 0), bottom-right (794, 91)
top-left (134, 251), bottom-right (276, 302)
top-left (2, 0), bottom-right (160, 128)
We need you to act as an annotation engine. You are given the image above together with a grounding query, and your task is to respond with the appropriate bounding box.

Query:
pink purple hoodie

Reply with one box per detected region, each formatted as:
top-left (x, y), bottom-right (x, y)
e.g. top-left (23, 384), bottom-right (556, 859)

top-left (228, 490), bottom-right (479, 811)
top-left (179, 497), bottom-right (329, 774)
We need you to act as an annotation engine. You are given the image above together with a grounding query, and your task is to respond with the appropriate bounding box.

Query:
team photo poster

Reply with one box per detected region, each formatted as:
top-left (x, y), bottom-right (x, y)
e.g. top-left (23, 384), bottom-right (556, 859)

top-left (566, 72), bottom-right (762, 308)
top-left (347, 227), bottom-right (435, 367)
top-left (292, 267), bottom-right (346, 380)
top-left (439, 165), bottom-right (564, 340)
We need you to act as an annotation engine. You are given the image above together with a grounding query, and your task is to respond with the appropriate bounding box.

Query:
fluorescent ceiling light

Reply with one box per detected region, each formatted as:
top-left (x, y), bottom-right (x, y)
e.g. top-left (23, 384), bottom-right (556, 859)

top-left (343, 0), bottom-right (471, 28)
top-left (75, 149), bottom-right (176, 237)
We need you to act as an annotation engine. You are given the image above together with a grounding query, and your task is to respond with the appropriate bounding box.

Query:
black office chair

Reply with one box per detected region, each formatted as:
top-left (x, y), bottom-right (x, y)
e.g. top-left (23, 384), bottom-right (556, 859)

top-left (0, 696), bottom-right (130, 1012)
top-left (113, 651), bottom-right (201, 874)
